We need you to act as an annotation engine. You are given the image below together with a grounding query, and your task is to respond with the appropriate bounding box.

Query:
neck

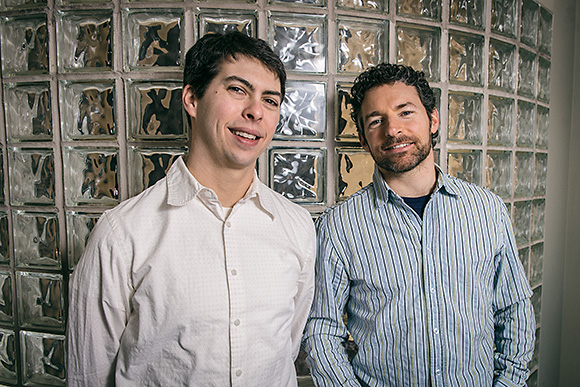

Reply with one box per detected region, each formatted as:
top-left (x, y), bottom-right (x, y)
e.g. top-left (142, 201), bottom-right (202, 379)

top-left (379, 156), bottom-right (438, 198)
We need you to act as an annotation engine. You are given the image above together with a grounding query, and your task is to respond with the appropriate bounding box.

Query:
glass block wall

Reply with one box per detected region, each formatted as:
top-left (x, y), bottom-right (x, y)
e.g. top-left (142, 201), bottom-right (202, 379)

top-left (0, 0), bottom-right (551, 385)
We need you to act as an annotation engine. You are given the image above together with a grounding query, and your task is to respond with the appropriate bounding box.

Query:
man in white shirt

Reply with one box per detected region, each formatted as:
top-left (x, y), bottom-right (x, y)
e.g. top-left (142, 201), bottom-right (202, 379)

top-left (67, 32), bottom-right (316, 386)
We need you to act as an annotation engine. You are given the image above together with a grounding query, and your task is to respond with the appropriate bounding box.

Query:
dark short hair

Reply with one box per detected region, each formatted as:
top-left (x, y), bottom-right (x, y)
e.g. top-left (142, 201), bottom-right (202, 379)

top-left (350, 63), bottom-right (438, 146)
top-left (183, 32), bottom-right (286, 100)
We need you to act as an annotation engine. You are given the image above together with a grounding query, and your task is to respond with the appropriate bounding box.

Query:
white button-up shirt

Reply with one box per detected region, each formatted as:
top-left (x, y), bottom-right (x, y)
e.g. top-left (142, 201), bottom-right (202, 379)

top-left (67, 157), bottom-right (316, 386)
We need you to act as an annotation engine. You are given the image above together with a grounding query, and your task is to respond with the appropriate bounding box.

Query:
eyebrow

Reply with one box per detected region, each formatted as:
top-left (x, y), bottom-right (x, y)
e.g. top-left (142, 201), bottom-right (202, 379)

top-left (225, 75), bottom-right (282, 98)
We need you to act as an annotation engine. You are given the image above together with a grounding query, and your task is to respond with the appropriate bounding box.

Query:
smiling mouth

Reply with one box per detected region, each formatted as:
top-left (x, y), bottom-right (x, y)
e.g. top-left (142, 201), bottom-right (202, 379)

top-left (231, 129), bottom-right (259, 141)
top-left (385, 142), bottom-right (412, 150)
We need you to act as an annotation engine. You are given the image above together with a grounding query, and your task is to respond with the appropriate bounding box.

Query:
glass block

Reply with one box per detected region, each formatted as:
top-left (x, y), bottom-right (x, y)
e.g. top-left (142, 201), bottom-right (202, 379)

top-left (447, 91), bottom-right (483, 144)
top-left (530, 287), bottom-right (541, 326)
top-left (531, 199), bottom-right (545, 242)
top-left (530, 327), bottom-right (540, 369)
top-left (0, 213), bottom-right (9, 265)
top-left (537, 57), bottom-right (550, 103)
top-left (536, 105), bottom-right (549, 150)
top-left (66, 211), bottom-right (101, 270)
top-left (513, 200), bottom-right (532, 247)
top-left (538, 7), bottom-right (552, 56)
top-left (518, 48), bottom-right (536, 98)
top-left (487, 96), bottom-right (514, 147)
top-left (20, 331), bottom-right (65, 386)
top-left (125, 80), bottom-right (185, 141)
top-left (16, 272), bottom-right (64, 330)
top-left (521, 0), bottom-right (539, 48)
top-left (518, 246), bottom-right (529, 279)
top-left (8, 148), bottom-right (55, 206)
top-left (485, 151), bottom-right (512, 198)
top-left (534, 152), bottom-right (548, 196)
top-left (488, 38), bottom-right (515, 92)
top-left (448, 30), bottom-right (484, 86)
top-left (396, 23), bottom-right (440, 81)
top-left (269, 13), bottom-right (326, 74)
top-left (0, 272), bottom-right (13, 324)
top-left (56, 10), bottom-right (112, 72)
top-left (447, 150), bottom-right (482, 185)
top-left (5, 0), bottom-right (46, 7)
top-left (12, 211), bottom-right (60, 269)
top-left (449, 0), bottom-right (484, 29)
top-left (530, 242), bottom-right (543, 287)
top-left (0, 329), bottom-right (16, 385)
top-left (197, 9), bottom-right (257, 37)
top-left (0, 152), bottom-right (3, 205)
top-left (3, 82), bottom-right (52, 142)
top-left (516, 101), bottom-right (535, 148)
top-left (276, 81), bottom-right (326, 140)
top-left (337, 0), bottom-right (384, 13)
top-left (336, 148), bottom-right (374, 200)
top-left (337, 17), bottom-right (387, 74)
top-left (515, 151), bottom-right (534, 198)
top-left (336, 83), bottom-right (358, 142)
top-left (491, 0), bottom-right (517, 38)
top-left (397, 0), bottom-right (441, 21)
top-left (59, 80), bottom-right (116, 141)
top-left (0, 15), bottom-right (48, 75)
top-left (270, 0), bottom-right (325, 5)
top-left (129, 147), bottom-right (186, 197)
top-left (63, 147), bottom-right (119, 206)
top-left (269, 148), bottom-right (325, 204)
top-left (123, 9), bottom-right (183, 71)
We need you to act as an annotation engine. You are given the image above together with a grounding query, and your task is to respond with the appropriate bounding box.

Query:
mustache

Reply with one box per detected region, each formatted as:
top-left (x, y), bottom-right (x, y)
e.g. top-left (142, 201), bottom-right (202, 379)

top-left (379, 136), bottom-right (415, 151)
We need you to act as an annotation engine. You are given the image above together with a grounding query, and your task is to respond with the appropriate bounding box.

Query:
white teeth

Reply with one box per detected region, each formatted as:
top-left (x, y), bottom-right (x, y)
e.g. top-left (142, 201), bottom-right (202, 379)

top-left (231, 130), bottom-right (257, 140)
top-left (391, 143), bottom-right (410, 149)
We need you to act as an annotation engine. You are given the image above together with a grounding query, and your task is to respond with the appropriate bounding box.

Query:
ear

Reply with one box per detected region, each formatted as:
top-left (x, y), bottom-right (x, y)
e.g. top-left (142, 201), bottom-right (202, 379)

top-left (358, 130), bottom-right (370, 153)
top-left (182, 85), bottom-right (198, 119)
top-left (429, 107), bottom-right (440, 135)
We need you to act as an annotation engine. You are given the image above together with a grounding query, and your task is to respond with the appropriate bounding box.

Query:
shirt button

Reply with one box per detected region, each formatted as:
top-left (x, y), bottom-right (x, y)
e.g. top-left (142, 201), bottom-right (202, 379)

top-left (435, 369), bottom-right (441, 376)
top-left (225, 221), bottom-right (231, 228)
top-left (231, 269), bottom-right (237, 276)
top-left (430, 288), bottom-right (436, 294)
top-left (234, 319), bottom-right (241, 326)
top-left (434, 328), bottom-right (439, 334)
top-left (235, 369), bottom-right (242, 377)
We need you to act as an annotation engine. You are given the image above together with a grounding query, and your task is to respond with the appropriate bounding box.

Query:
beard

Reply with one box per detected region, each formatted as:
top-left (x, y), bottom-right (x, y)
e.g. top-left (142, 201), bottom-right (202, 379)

top-left (368, 135), bottom-right (432, 174)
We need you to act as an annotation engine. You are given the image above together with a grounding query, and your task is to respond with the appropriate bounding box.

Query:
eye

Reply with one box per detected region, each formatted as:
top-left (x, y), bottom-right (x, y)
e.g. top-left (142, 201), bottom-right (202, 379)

top-left (264, 97), bottom-right (280, 108)
top-left (400, 110), bottom-right (414, 117)
top-left (228, 85), bottom-right (246, 95)
top-left (368, 118), bottom-right (383, 128)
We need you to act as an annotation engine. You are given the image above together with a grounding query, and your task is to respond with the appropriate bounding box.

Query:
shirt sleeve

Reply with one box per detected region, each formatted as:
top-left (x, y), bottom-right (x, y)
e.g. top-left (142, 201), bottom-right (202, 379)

top-left (303, 216), bottom-right (362, 386)
top-left (492, 203), bottom-right (536, 387)
top-left (67, 213), bottom-right (133, 387)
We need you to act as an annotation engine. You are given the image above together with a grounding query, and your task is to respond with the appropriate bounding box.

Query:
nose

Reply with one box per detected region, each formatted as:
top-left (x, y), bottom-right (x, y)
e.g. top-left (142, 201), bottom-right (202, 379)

top-left (243, 97), bottom-right (263, 121)
top-left (384, 117), bottom-right (402, 137)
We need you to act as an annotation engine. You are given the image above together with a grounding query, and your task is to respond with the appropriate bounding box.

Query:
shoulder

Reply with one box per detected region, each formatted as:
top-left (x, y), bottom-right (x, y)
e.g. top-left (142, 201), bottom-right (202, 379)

top-left (317, 183), bottom-right (375, 228)
top-left (258, 181), bottom-right (313, 225)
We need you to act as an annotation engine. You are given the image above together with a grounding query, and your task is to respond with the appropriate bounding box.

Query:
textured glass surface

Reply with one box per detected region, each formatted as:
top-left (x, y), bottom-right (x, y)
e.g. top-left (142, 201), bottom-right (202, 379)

top-left (56, 10), bottom-right (112, 71)
top-left (0, 15), bottom-right (48, 75)
top-left (126, 80), bottom-right (185, 141)
top-left (516, 100), bottom-right (535, 148)
top-left (536, 105), bottom-right (549, 149)
top-left (0, 153), bottom-right (3, 205)
top-left (515, 151), bottom-right (534, 198)
top-left (124, 9), bottom-right (182, 71)
top-left (534, 152), bottom-right (548, 196)
top-left (448, 31), bottom-right (484, 86)
top-left (130, 147), bottom-right (186, 197)
top-left (6, 0), bottom-right (46, 6)
top-left (337, 0), bottom-right (383, 12)
top-left (276, 81), bottom-right (326, 139)
top-left (270, 148), bottom-right (325, 203)
top-left (447, 150), bottom-right (482, 185)
top-left (449, 0), bottom-right (484, 29)
top-left (396, 23), bottom-right (440, 81)
top-left (63, 147), bottom-right (119, 206)
top-left (0, 328), bottom-right (16, 384)
top-left (59, 81), bottom-right (116, 140)
top-left (198, 9), bottom-right (256, 37)
top-left (514, 200), bottom-right (531, 247)
top-left (488, 38), bottom-right (515, 92)
top-left (487, 96), bottom-right (514, 146)
top-left (8, 148), bottom-right (55, 206)
top-left (518, 48), bottom-right (537, 98)
top-left (20, 331), bottom-right (65, 386)
top-left (336, 83), bottom-right (358, 142)
top-left (12, 211), bottom-right (60, 269)
top-left (17, 272), bottom-right (64, 330)
top-left (336, 149), bottom-right (374, 200)
top-left (486, 151), bottom-right (512, 198)
top-left (538, 7), bottom-right (552, 56)
top-left (530, 328), bottom-right (540, 371)
top-left (0, 272), bottom-right (13, 324)
top-left (0, 213), bottom-right (9, 265)
top-left (397, 0), bottom-right (441, 21)
top-left (532, 199), bottom-right (545, 242)
top-left (337, 18), bottom-right (387, 74)
top-left (521, 0), bottom-right (539, 48)
top-left (531, 286), bottom-right (542, 326)
top-left (447, 91), bottom-right (483, 144)
top-left (269, 13), bottom-right (326, 73)
top-left (518, 246), bottom-right (530, 279)
top-left (66, 212), bottom-right (101, 270)
top-left (537, 56), bottom-right (550, 103)
top-left (270, 0), bottom-right (325, 5)
top-left (3, 82), bottom-right (52, 142)
top-left (530, 242), bottom-right (543, 287)
top-left (491, 0), bottom-right (517, 37)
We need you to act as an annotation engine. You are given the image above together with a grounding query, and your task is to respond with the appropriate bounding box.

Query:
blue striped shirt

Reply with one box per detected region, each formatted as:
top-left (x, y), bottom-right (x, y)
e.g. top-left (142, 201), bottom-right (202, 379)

top-left (304, 167), bottom-right (535, 387)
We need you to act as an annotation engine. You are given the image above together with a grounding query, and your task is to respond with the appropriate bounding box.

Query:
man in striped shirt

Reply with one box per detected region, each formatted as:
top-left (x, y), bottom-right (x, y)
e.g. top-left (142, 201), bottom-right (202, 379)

top-left (303, 63), bottom-right (535, 386)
